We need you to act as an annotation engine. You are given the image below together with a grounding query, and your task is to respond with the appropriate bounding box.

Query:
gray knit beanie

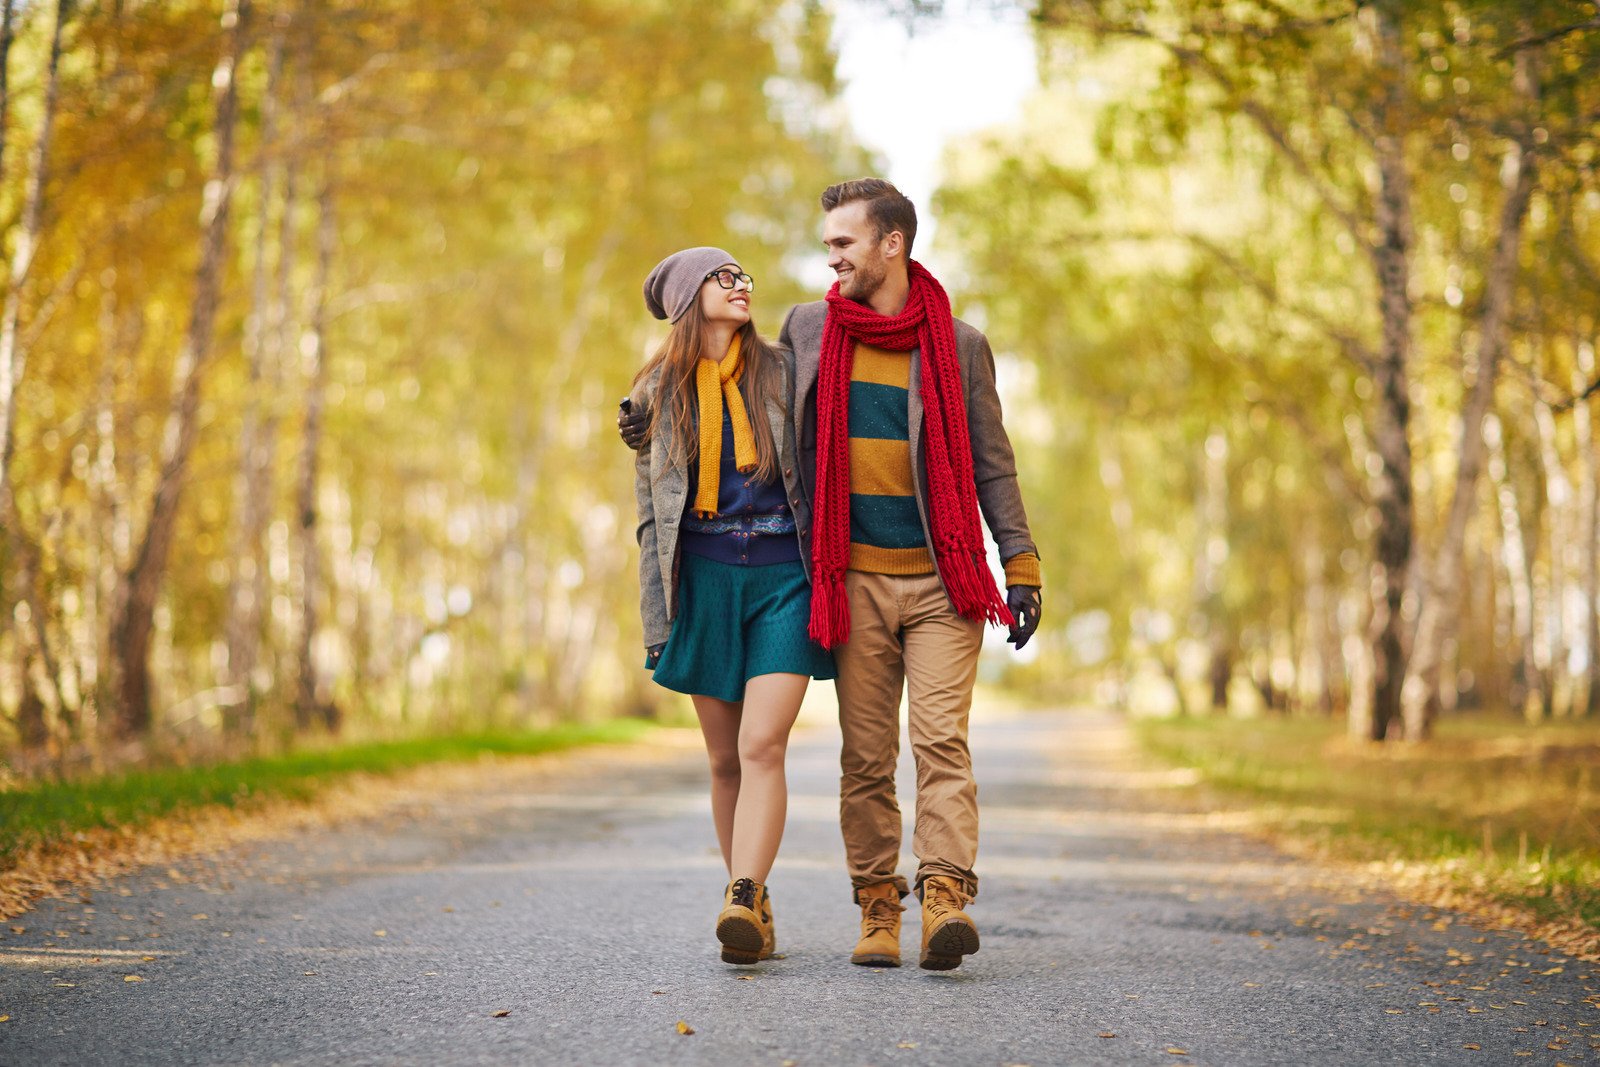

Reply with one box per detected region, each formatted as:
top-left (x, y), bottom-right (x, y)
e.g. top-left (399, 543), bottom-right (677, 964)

top-left (643, 246), bottom-right (739, 323)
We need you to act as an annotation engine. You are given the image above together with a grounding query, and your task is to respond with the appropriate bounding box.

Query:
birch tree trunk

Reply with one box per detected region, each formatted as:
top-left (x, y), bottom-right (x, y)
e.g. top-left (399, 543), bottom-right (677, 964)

top-left (1533, 394), bottom-right (1570, 717)
top-left (1364, 1), bottom-right (1418, 742)
top-left (223, 24), bottom-right (288, 736)
top-left (1400, 43), bottom-right (1540, 740)
top-left (0, 0), bottom-right (68, 631)
top-left (0, 0), bottom-right (17, 187)
top-left (1576, 340), bottom-right (1599, 716)
top-left (107, 0), bottom-right (250, 740)
top-left (1485, 412), bottom-right (1540, 716)
top-left (294, 181), bottom-right (335, 732)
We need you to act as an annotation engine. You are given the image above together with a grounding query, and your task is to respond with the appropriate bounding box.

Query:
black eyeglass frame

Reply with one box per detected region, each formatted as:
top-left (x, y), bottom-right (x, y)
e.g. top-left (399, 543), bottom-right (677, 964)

top-left (704, 269), bottom-right (755, 291)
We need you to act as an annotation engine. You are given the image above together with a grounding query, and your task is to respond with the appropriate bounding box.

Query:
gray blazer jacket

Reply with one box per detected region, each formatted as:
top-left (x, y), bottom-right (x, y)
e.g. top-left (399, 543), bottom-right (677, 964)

top-left (631, 352), bottom-right (811, 648)
top-left (777, 300), bottom-right (1038, 590)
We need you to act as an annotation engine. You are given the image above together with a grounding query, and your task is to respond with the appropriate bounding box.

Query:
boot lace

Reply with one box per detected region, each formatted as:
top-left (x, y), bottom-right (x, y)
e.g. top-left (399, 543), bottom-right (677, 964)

top-left (863, 896), bottom-right (902, 934)
top-left (730, 877), bottom-right (759, 909)
top-left (923, 880), bottom-right (967, 919)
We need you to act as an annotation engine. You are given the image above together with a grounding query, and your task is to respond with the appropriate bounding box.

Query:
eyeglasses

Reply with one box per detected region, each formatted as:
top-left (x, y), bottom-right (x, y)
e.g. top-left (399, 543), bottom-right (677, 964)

top-left (704, 269), bottom-right (754, 291)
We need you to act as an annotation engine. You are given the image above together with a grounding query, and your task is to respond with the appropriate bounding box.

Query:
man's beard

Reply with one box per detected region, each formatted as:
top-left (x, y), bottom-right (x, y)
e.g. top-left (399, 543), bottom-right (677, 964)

top-left (839, 257), bottom-right (887, 303)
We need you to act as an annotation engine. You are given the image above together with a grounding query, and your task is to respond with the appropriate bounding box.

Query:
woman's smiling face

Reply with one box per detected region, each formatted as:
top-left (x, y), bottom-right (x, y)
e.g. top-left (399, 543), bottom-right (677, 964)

top-left (698, 263), bottom-right (753, 328)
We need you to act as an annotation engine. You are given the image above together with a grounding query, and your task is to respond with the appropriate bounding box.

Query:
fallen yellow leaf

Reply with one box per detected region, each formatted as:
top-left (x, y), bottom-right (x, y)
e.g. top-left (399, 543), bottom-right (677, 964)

top-left (124, 975), bottom-right (144, 983)
top-left (373, 930), bottom-right (387, 938)
top-left (1242, 982), bottom-right (1260, 988)
top-left (676, 1021), bottom-right (695, 1036)
top-left (304, 971), bottom-right (317, 976)
top-left (141, 956), bottom-right (156, 962)
top-left (1098, 1032), bottom-right (1116, 1039)
top-left (0, 1015), bottom-right (9, 1022)
top-left (1463, 1045), bottom-right (1480, 1051)
top-left (191, 914), bottom-right (208, 921)
top-left (491, 1010), bottom-right (511, 1018)
top-left (1385, 1009), bottom-right (1404, 1015)
top-left (898, 1042), bottom-right (918, 1049)
top-left (1165, 1048), bottom-right (1188, 1056)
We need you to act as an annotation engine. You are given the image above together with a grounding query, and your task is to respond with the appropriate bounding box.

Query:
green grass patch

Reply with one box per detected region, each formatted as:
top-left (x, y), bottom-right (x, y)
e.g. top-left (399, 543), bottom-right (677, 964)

top-left (1133, 713), bottom-right (1600, 930)
top-left (0, 719), bottom-right (655, 871)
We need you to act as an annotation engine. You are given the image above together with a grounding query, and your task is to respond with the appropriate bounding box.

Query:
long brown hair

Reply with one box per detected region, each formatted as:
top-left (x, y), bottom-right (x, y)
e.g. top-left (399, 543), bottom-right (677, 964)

top-left (631, 301), bottom-right (785, 485)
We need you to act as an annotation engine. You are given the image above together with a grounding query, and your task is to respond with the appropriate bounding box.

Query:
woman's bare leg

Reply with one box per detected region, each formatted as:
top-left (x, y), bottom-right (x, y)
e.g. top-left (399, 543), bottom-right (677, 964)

top-left (729, 673), bottom-right (810, 883)
top-left (692, 694), bottom-right (743, 875)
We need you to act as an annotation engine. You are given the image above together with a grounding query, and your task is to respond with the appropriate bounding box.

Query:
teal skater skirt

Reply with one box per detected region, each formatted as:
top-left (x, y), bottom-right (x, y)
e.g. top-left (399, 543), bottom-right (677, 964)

top-left (650, 554), bottom-right (836, 702)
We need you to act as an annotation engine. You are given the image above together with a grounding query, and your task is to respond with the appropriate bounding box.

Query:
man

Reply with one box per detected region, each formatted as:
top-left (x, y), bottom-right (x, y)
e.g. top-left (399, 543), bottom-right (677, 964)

top-left (622, 179), bottom-right (1041, 970)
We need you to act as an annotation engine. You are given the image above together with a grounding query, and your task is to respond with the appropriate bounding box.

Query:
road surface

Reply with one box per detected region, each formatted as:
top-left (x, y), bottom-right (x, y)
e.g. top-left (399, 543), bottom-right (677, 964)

top-left (1, 706), bottom-right (1596, 1065)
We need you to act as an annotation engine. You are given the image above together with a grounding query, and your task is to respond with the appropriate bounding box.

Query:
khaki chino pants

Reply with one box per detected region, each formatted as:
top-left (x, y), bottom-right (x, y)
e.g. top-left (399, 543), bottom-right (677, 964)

top-left (835, 570), bottom-right (983, 902)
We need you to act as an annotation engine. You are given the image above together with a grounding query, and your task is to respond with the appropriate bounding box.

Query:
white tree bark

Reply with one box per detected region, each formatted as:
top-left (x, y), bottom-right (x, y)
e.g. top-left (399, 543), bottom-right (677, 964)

top-left (1574, 340), bottom-right (1599, 715)
top-left (223, 24), bottom-right (290, 734)
top-left (293, 181), bottom-right (336, 731)
top-left (1401, 44), bottom-right (1541, 740)
top-left (1485, 412), bottom-right (1540, 716)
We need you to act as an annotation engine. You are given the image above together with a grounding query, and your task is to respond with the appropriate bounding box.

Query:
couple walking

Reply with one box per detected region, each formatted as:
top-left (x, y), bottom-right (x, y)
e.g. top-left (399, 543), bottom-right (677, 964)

top-left (622, 178), bottom-right (1041, 971)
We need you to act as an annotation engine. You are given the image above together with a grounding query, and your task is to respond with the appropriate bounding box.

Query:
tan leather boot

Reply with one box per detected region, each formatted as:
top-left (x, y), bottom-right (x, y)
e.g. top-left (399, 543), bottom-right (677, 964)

top-left (918, 875), bottom-right (979, 970)
top-left (758, 884), bottom-right (777, 960)
top-left (716, 877), bottom-right (774, 965)
top-left (851, 882), bottom-right (904, 967)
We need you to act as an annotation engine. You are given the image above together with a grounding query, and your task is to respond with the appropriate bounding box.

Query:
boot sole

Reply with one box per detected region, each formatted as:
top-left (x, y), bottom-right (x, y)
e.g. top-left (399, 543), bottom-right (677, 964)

top-left (920, 917), bottom-right (979, 970)
top-left (717, 914), bottom-right (765, 966)
top-left (851, 952), bottom-right (902, 967)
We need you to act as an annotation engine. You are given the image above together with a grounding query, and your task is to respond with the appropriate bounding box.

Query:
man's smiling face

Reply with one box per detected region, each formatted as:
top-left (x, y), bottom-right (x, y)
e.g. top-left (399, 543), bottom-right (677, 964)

top-left (823, 200), bottom-right (892, 303)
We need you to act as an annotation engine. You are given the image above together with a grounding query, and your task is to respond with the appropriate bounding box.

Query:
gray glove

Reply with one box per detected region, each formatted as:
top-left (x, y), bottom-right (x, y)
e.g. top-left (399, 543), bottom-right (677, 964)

top-left (1006, 586), bottom-right (1041, 650)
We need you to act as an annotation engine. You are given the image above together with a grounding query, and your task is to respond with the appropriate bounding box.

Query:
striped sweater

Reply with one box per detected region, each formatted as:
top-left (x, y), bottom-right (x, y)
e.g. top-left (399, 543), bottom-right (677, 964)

top-left (848, 344), bottom-right (1042, 586)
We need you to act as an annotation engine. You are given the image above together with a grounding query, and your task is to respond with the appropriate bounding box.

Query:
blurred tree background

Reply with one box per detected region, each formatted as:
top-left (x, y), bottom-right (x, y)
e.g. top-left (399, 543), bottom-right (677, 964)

top-left (0, 0), bottom-right (865, 771)
top-left (1, 0), bottom-right (1597, 778)
top-left (939, 0), bottom-right (1600, 741)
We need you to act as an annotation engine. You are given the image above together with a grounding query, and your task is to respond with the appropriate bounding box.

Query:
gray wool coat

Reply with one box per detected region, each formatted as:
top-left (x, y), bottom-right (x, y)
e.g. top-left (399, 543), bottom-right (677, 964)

top-left (776, 300), bottom-right (1039, 590)
top-left (631, 353), bottom-right (812, 649)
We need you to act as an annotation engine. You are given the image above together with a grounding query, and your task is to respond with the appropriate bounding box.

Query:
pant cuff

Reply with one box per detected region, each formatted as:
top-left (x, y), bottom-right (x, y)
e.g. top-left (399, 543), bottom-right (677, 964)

top-left (851, 875), bottom-right (910, 903)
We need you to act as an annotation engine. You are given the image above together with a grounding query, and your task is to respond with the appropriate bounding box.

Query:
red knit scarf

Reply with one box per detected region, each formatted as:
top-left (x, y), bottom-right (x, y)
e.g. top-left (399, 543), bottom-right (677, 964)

top-left (808, 260), bottom-right (1014, 649)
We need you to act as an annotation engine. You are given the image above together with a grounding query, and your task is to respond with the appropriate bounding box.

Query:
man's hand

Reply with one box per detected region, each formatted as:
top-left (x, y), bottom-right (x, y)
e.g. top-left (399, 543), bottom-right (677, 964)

top-left (618, 398), bottom-right (649, 451)
top-left (644, 642), bottom-right (666, 669)
top-left (1005, 585), bottom-right (1041, 650)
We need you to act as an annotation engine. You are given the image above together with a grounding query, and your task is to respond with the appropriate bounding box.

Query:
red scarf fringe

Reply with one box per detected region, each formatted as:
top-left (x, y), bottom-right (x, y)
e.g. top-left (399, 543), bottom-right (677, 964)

top-left (808, 261), bottom-right (1013, 649)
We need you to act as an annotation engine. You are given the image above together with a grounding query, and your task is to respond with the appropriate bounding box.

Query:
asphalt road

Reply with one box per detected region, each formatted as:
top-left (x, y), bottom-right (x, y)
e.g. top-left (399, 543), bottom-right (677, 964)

top-left (0, 705), bottom-right (1596, 1066)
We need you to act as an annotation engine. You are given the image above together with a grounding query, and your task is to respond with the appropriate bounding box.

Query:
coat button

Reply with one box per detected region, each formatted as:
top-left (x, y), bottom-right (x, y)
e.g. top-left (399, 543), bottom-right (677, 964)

top-left (784, 468), bottom-right (792, 477)
top-left (791, 498), bottom-right (801, 507)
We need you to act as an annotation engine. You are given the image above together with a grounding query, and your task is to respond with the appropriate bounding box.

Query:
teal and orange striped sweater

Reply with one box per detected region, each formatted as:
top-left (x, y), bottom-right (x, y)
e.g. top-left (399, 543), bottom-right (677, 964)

top-left (847, 344), bottom-right (1041, 586)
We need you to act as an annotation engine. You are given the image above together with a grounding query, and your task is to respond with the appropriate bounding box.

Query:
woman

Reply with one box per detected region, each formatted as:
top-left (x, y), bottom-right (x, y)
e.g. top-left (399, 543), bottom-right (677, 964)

top-left (629, 246), bottom-right (834, 965)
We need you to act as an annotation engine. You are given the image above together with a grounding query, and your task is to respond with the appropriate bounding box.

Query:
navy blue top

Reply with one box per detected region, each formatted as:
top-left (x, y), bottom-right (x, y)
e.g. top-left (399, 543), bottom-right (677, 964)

top-left (681, 408), bottom-right (800, 566)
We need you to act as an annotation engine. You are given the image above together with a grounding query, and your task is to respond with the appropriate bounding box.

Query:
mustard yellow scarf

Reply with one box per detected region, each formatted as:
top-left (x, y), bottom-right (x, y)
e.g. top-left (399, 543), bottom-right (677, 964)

top-left (694, 334), bottom-right (757, 517)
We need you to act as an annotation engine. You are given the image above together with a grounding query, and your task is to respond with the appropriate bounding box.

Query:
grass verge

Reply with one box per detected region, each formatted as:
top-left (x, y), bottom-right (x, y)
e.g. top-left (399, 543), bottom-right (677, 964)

top-left (0, 719), bottom-right (654, 872)
top-left (1133, 713), bottom-right (1600, 934)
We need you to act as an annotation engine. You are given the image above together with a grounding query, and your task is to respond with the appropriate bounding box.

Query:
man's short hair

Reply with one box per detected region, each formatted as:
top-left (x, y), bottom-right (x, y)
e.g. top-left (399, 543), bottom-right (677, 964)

top-left (821, 177), bottom-right (917, 256)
